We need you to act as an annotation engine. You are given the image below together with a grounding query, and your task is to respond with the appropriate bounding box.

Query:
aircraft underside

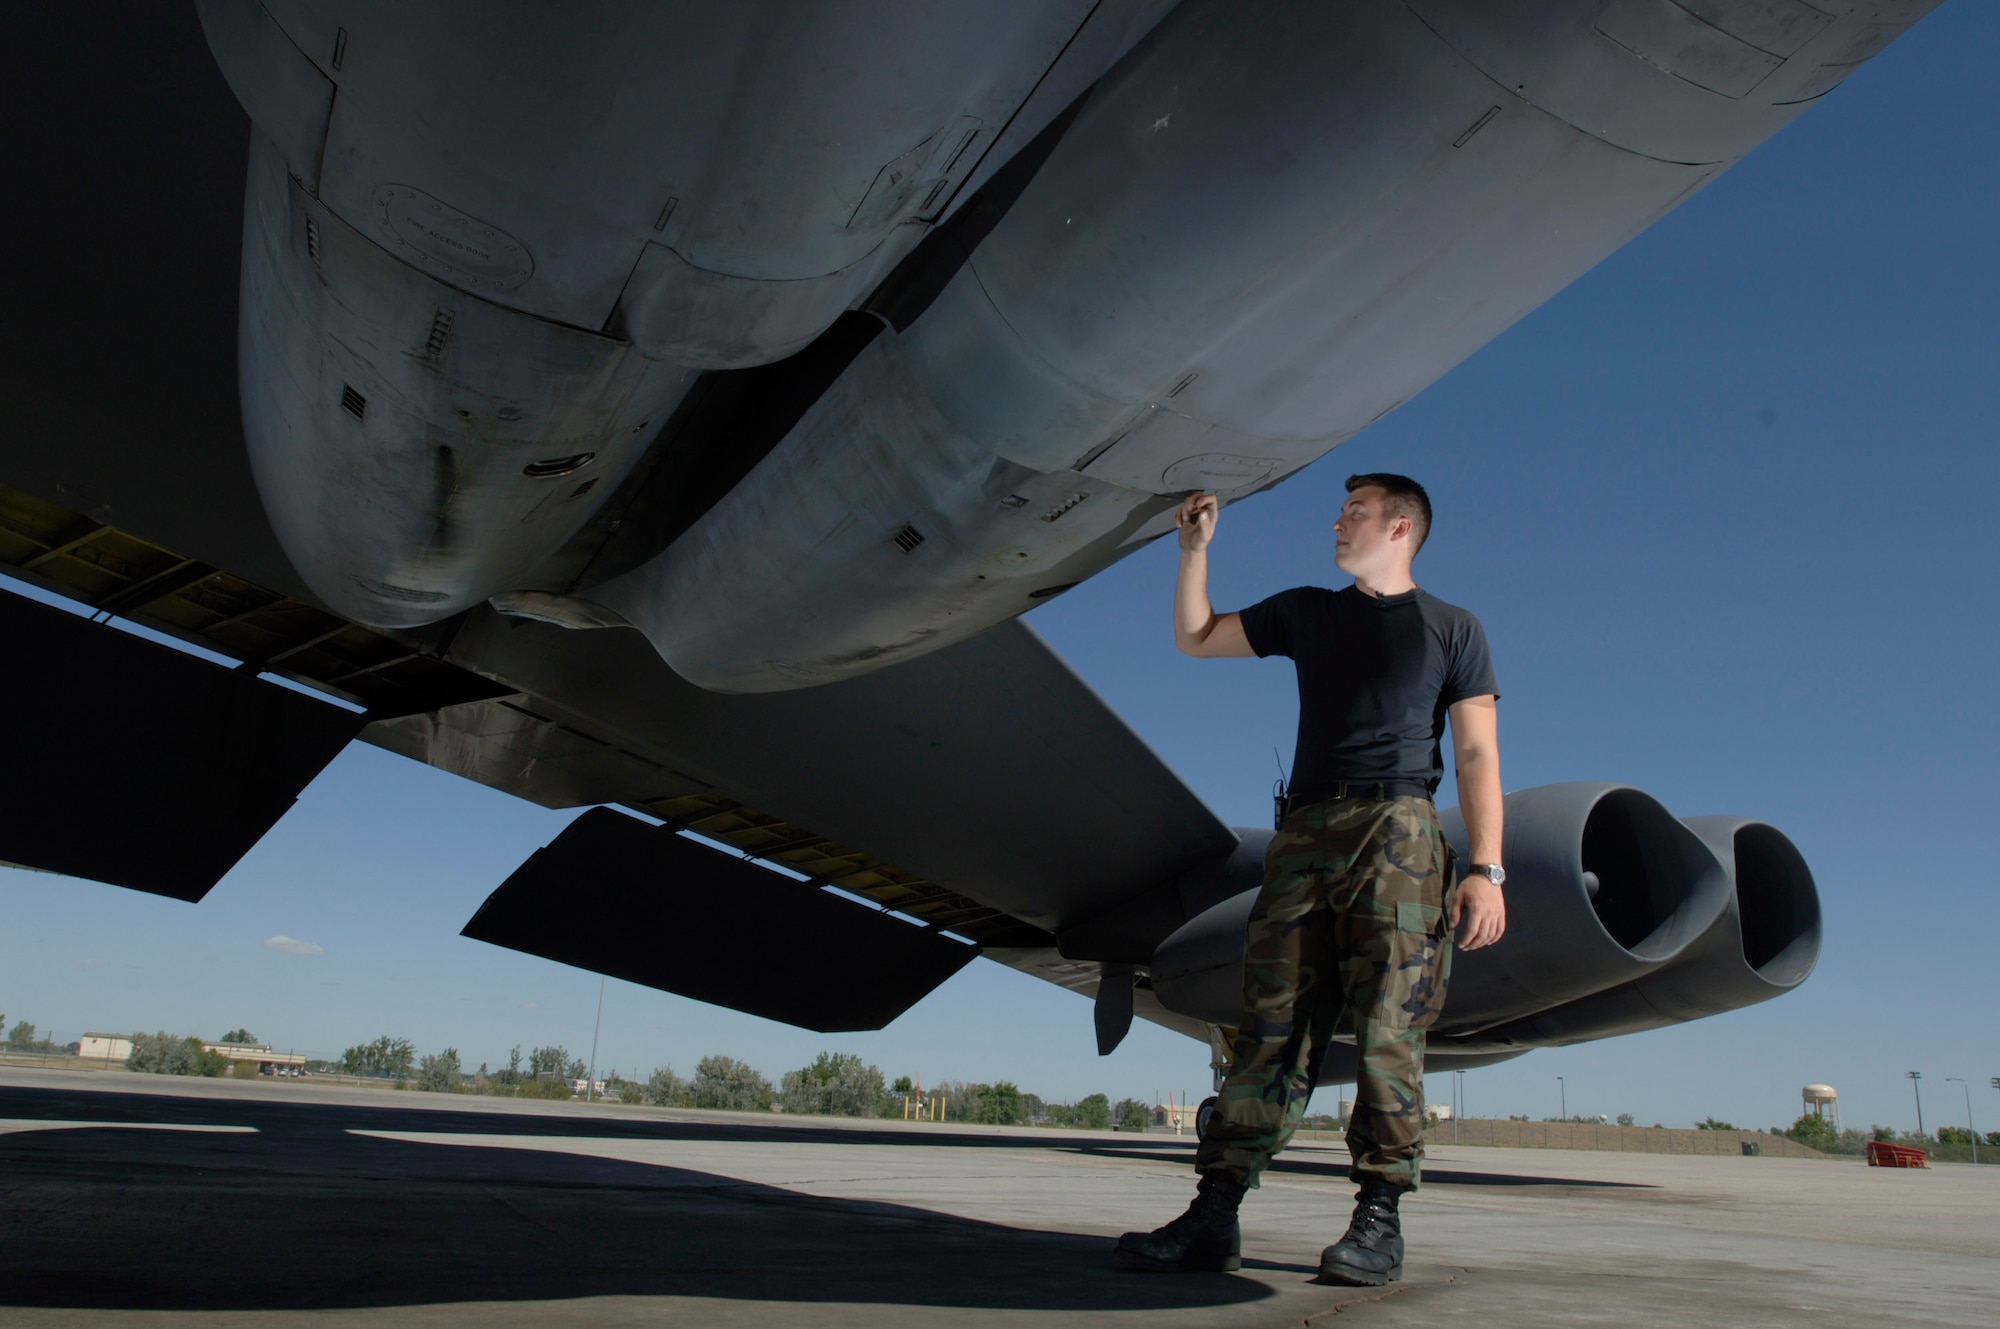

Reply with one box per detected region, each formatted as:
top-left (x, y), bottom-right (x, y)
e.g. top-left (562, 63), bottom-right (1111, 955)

top-left (209, 0), bottom-right (1932, 692)
top-left (0, 0), bottom-right (1934, 1083)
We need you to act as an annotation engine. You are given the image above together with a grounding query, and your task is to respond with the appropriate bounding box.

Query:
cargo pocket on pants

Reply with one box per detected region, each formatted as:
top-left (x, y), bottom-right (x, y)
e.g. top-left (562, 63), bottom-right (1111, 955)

top-left (1386, 901), bottom-right (1450, 1031)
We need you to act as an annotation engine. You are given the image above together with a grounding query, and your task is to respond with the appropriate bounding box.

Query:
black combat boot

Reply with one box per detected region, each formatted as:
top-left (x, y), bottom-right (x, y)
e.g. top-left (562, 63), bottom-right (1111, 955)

top-left (1316, 1177), bottom-right (1405, 1285)
top-left (1113, 1170), bottom-right (1247, 1272)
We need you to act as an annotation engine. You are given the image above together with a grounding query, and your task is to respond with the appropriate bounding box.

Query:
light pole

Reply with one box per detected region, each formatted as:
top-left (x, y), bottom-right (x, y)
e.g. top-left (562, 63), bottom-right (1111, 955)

top-left (585, 975), bottom-right (606, 1102)
top-left (1557, 1075), bottom-right (1566, 1121)
top-left (1907, 1071), bottom-right (1924, 1138)
top-left (1945, 1079), bottom-right (1977, 1164)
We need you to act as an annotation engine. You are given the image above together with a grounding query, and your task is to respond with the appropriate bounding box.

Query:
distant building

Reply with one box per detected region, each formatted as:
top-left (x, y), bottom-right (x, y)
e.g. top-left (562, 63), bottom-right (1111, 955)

top-left (1336, 1098), bottom-right (1452, 1122)
top-left (78, 1034), bottom-right (133, 1063)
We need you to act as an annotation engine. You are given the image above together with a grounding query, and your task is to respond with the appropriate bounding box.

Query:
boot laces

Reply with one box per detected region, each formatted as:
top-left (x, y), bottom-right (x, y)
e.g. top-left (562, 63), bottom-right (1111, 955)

top-left (1344, 1195), bottom-right (1398, 1247)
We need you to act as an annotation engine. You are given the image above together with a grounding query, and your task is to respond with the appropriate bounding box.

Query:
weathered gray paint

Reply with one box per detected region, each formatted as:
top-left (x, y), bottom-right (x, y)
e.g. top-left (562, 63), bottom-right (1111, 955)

top-left (593, 0), bottom-right (1937, 691)
top-left (204, 0), bottom-right (1112, 628)
top-left (237, 132), bottom-right (696, 625)
top-left (199, 1), bottom-right (1938, 688)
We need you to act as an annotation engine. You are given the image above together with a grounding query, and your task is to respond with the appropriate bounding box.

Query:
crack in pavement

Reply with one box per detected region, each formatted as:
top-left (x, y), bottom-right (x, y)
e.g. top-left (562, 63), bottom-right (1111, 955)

top-left (1293, 1271), bottom-right (1457, 1323)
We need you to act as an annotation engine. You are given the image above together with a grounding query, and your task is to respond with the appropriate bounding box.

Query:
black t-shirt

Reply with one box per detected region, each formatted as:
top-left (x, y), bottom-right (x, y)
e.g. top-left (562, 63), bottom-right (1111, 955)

top-left (1240, 585), bottom-right (1498, 794)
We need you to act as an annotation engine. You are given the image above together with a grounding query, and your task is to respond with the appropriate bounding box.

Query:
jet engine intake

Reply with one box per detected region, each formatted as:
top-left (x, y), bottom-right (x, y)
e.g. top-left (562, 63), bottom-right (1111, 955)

top-left (1151, 783), bottom-right (1734, 1034)
top-left (1435, 816), bottom-right (1821, 1052)
top-left (1700, 816), bottom-right (1821, 988)
top-left (1435, 783), bottom-right (1731, 1035)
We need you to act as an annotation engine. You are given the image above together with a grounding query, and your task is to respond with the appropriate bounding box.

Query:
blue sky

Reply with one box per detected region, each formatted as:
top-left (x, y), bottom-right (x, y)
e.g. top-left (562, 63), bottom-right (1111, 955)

top-left (4, 4), bottom-right (1994, 1137)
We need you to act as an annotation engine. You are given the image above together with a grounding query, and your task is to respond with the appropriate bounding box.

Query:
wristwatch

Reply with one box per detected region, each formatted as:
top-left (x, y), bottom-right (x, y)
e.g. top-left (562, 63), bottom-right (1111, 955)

top-left (1466, 863), bottom-right (1506, 887)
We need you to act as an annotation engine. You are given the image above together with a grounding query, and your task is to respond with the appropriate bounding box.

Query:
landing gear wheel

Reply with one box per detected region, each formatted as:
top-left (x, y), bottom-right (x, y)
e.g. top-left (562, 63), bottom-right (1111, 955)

top-left (1195, 1095), bottom-right (1219, 1142)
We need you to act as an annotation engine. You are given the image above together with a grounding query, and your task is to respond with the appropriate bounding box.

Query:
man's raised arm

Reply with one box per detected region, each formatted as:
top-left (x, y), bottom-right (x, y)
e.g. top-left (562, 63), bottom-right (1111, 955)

top-left (1174, 492), bottom-right (1254, 658)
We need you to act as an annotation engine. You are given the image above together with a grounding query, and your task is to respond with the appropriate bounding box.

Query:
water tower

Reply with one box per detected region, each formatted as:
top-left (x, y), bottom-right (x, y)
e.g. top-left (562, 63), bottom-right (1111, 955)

top-left (1802, 1083), bottom-right (1839, 1132)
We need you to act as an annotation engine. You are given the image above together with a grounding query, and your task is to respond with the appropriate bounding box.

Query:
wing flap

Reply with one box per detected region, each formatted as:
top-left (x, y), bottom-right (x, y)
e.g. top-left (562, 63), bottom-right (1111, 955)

top-left (0, 586), bottom-right (365, 901)
top-left (463, 807), bottom-right (979, 1032)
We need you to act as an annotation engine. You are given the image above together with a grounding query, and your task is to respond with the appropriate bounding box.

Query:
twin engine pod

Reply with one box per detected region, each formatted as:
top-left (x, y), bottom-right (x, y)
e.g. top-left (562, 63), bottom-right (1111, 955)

top-left (1446, 814), bottom-right (1823, 1051)
top-left (1148, 783), bottom-right (1820, 1050)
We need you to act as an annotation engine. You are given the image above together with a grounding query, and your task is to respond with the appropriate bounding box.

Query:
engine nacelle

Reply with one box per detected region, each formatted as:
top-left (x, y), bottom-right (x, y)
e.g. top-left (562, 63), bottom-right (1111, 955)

top-left (1152, 784), bottom-right (1733, 1032)
top-left (238, 136), bottom-right (692, 626)
top-left (1436, 816), bottom-right (1821, 1052)
top-left (202, 0), bottom-right (1104, 627)
top-left (1434, 784), bottom-right (1732, 1036)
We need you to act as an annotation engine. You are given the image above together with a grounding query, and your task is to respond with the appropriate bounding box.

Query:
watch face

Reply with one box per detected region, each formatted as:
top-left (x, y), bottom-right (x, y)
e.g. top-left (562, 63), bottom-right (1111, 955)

top-left (1488, 865), bottom-right (1506, 886)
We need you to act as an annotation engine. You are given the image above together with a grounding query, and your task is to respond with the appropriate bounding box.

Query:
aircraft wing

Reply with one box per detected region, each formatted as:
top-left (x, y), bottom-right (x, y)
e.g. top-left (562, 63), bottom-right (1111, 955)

top-left (0, 475), bottom-right (1242, 1016)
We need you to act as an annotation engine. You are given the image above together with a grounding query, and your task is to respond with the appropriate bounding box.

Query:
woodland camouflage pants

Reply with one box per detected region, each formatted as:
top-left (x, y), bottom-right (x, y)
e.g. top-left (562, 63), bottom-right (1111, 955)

top-left (1194, 795), bottom-right (1454, 1191)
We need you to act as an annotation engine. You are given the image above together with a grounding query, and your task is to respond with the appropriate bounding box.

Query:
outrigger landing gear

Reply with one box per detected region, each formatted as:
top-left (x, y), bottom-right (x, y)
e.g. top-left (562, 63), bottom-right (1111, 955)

top-left (1194, 1026), bottom-right (1231, 1143)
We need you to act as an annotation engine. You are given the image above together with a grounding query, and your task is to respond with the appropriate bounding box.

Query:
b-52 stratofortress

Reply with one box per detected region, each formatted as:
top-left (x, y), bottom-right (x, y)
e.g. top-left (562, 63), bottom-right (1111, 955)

top-left (1, 1), bottom-right (1932, 1093)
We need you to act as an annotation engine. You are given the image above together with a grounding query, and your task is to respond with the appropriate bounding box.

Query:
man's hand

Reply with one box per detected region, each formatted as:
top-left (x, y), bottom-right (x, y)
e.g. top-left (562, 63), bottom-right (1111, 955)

top-left (1177, 492), bottom-right (1219, 553)
top-left (1173, 490), bottom-right (1251, 657)
top-left (1450, 873), bottom-right (1506, 950)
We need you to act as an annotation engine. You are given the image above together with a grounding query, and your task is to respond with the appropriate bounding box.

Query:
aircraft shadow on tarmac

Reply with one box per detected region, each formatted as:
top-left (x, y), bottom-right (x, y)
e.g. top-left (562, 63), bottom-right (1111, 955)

top-left (0, 1082), bottom-right (1654, 1188)
top-left (0, 1085), bottom-right (1294, 1313)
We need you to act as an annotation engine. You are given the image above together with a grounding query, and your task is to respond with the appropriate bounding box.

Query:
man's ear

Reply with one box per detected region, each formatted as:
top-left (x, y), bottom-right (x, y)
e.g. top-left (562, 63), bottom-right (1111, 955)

top-left (1389, 514), bottom-right (1413, 544)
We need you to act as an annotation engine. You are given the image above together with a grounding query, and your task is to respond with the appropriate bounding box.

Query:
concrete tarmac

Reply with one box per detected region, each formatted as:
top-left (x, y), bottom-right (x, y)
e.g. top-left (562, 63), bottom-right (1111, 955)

top-left (1, 1068), bottom-right (1993, 1327)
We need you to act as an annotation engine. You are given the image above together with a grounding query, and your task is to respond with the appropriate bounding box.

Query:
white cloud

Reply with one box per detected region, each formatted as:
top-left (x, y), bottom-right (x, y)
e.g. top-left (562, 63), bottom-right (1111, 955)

top-left (262, 935), bottom-right (325, 956)
top-left (78, 957), bottom-right (107, 968)
top-left (521, 1001), bottom-right (540, 1011)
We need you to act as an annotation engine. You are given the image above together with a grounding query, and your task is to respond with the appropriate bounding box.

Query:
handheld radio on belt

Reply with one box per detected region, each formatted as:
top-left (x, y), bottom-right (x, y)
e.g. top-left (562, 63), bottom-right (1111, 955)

top-left (1272, 748), bottom-right (1289, 830)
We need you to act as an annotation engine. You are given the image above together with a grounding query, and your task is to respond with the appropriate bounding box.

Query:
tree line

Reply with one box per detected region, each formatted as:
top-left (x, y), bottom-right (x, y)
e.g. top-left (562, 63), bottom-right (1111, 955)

top-left (407, 1045), bottom-right (1160, 1129)
top-left (64, 1021), bottom-right (1163, 1130)
top-left (126, 1030), bottom-right (1162, 1128)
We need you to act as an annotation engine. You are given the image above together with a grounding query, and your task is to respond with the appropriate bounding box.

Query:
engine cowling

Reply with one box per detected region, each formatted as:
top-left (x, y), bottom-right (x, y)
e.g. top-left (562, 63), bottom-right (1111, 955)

top-left (1434, 784), bottom-right (1732, 1036)
top-left (203, 0), bottom-right (1102, 628)
top-left (238, 137), bottom-right (692, 626)
top-left (1151, 784), bottom-right (1734, 1033)
top-left (1435, 816), bottom-right (1821, 1052)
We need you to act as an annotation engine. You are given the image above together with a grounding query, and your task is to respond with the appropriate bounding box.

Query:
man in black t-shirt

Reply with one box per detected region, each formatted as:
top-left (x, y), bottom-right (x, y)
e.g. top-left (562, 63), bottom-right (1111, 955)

top-left (1115, 473), bottom-right (1505, 1287)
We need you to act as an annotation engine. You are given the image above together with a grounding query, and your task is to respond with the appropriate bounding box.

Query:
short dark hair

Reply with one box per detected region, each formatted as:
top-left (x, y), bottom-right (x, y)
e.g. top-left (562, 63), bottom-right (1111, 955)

top-left (1345, 473), bottom-right (1432, 553)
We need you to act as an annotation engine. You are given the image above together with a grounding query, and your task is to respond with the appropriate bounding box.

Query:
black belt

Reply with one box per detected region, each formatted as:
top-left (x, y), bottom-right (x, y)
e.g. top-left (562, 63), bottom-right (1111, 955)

top-left (1281, 780), bottom-right (1434, 818)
